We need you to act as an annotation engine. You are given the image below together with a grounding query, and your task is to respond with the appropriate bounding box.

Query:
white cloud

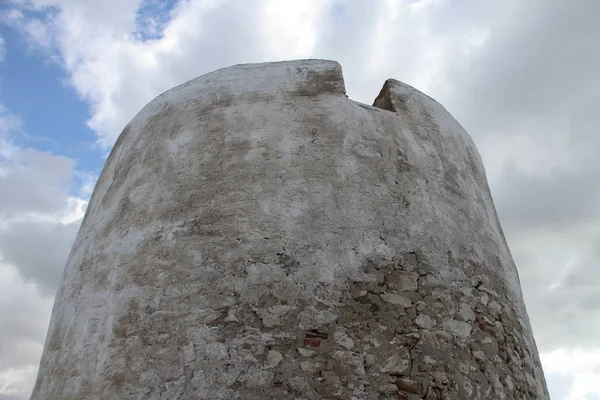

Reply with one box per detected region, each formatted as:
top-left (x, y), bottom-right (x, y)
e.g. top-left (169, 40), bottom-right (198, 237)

top-left (0, 266), bottom-right (53, 397)
top-left (0, 148), bottom-right (75, 220)
top-left (0, 219), bottom-right (80, 294)
top-left (0, 9), bottom-right (51, 57)
top-left (0, 124), bottom-right (85, 292)
top-left (55, 0), bottom-right (332, 147)
top-left (0, 365), bottom-right (40, 400)
top-left (7, 0), bottom-right (488, 150)
top-left (0, 0), bottom-right (599, 399)
top-left (0, 106), bottom-right (21, 146)
top-left (0, 104), bottom-right (86, 398)
top-left (0, 36), bottom-right (5, 62)
top-left (429, 0), bottom-right (600, 355)
top-left (541, 349), bottom-right (600, 400)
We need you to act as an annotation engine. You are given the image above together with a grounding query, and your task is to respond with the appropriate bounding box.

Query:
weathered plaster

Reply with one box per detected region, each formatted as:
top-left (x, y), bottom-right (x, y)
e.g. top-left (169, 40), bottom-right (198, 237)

top-left (31, 60), bottom-right (549, 399)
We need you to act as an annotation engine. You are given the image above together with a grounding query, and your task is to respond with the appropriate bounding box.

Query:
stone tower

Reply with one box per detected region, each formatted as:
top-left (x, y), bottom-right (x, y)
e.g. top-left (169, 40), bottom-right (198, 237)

top-left (31, 60), bottom-right (549, 399)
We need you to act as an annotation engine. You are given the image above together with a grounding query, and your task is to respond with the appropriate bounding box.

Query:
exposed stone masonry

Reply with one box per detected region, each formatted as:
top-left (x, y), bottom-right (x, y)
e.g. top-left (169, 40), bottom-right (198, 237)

top-left (158, 248), bottom-right (543, 399)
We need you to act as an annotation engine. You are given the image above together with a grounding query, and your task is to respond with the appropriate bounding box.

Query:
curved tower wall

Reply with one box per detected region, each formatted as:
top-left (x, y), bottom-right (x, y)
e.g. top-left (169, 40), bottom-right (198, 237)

top-left (32, 59), bottom-right (549, 399)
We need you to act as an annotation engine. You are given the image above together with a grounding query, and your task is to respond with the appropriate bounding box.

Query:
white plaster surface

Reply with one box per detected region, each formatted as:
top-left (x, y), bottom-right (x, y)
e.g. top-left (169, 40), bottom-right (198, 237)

top-left (31, 59), bottom-right (549, 399)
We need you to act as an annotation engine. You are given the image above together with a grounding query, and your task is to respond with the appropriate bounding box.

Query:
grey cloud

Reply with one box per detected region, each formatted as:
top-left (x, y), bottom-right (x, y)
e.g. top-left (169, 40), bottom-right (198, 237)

top-left (0, 148), bottom-right (75, 219)
top-left (494, 164), bottom-right (600, 233)
top-left (0, 394), bottom-right (30, 400)
top-left (0, 219), bottom-right (80, 295)
top-left (0, 120), bottom-right (81, 296)
top-left (0, 287), bottom-right (50, 370)
top-left (0, 264), bottom-right (52, 400)
top-left (524, 251), bottom-right (600, 350)
top-left (424, 0), bottom-right (600, 353)
top-left (0, 126), bottom-right (79, 400)
top-left (441, 0), bottom-right (600, 143)
top-left (0, 142), bottom-right (79, 399)
top-left (544, 370), bottom-right (574, 400)
top-left (312, 0), bottom-right (386, 101)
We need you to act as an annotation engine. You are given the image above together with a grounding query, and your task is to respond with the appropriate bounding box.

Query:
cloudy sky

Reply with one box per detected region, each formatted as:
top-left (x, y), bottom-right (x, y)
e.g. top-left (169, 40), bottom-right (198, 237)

top-left (0, 0), bottom-right (599, 398)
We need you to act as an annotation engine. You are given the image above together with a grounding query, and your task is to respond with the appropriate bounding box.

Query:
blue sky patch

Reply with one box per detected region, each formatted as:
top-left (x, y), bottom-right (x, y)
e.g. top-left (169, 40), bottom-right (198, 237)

top-left (134, 0), bottom-right (180, 41)
top-left (0, 10), bottom-right (104, 175)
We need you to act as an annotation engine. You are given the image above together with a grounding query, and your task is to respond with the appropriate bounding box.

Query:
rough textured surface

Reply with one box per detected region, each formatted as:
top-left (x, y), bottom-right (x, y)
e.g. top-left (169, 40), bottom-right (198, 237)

top-left (32, 59), bottom-right (550, 399)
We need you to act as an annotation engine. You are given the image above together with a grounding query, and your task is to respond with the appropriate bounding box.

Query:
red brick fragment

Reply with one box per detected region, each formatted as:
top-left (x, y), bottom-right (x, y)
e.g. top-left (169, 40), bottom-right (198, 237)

top-left (397, 392), bottom-right (409, 400)
top-left (396, 378), bottom-right (422, 394)
top-left (303, 329), bottom-right (328, 347)
top-left (304, 338), bottom-right (321, 347)
top-left (305, 330), bottom-right (329, 340)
